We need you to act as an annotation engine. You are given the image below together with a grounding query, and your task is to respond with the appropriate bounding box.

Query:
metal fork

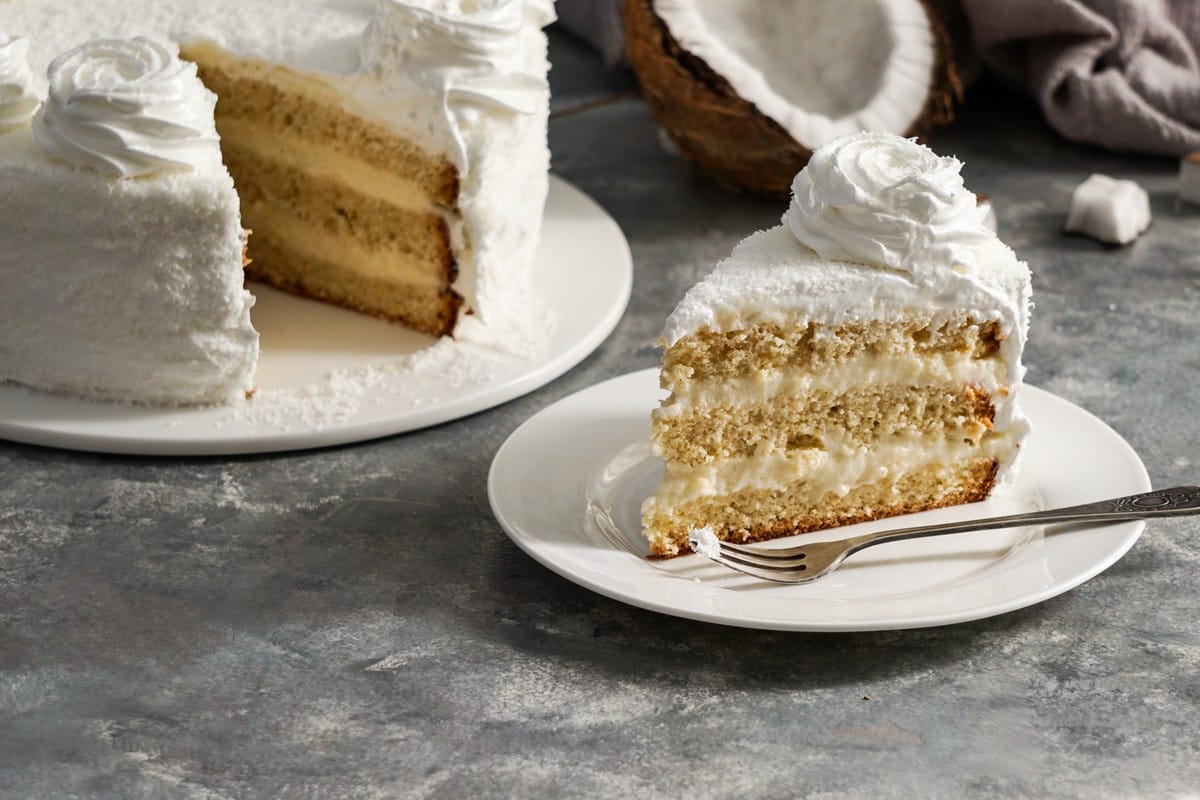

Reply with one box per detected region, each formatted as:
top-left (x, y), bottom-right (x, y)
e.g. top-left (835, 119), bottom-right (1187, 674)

top-left (690, 486), bottom-right (1200, 584)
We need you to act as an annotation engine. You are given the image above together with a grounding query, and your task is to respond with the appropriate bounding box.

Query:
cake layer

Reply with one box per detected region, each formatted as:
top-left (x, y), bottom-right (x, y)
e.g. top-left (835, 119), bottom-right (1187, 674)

top-left (222, 145), bottom-right (454, 282)
top-left (248, 233), bottom-right (461, 336)
top-left (662, 314), bottom-right (1003, 387)
top-left (217, 118), bottom-right (438, 212)
top-left (648, 427), bottom-right (1012, 509)
top-left (655, 383), bottom-right (996, 466)
top-left (644, 457), bottom-right (999, 557)
top-left (186, 43), bottom-right (459, 205)
top-left (658, 341), bottom-right (1010, 412)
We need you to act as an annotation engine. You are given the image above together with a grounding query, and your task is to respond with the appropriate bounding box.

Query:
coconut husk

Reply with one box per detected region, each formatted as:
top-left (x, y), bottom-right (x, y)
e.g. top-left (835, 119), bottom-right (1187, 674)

top-left (622, 0), bottom-right (964, 199)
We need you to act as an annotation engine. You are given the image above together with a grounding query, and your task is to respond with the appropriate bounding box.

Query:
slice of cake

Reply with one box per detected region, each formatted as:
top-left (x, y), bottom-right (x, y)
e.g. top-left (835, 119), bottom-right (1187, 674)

top-left (3, 0), bottom-right (554, 338)
top-left (0, 37), bottom-right (258, 405)
top-left (642, 131), bottom-right (1033, 557)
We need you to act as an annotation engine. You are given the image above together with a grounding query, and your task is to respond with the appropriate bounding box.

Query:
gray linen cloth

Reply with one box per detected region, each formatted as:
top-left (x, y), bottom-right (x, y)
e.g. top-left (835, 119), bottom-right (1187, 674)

top-left (962, 0), bottom-right (1200, 155)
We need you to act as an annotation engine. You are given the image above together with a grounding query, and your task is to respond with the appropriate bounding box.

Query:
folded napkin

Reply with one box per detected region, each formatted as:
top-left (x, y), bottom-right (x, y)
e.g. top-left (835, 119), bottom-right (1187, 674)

top-left (963, 0), bottom-right (1200, 156)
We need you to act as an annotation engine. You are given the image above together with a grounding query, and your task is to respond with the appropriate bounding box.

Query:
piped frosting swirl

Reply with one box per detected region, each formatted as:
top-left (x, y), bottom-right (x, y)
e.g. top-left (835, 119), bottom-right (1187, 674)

top-left (0, 36), bottom-right (41, 129)
top-left (33, 37), bottom-right (219, 178)
top-left (787, 132), bottom-right (993, 279)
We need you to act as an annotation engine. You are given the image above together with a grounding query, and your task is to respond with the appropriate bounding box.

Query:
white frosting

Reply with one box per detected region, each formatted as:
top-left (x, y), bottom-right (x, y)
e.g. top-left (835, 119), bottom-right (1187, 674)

top-left (0, 125), bottom-right (257, 405)
top-left (352, 0), bottom-right (554, 326)
top-left (788, 132), bottom-right (993, 277)
top-left (662, 227), bottom-right (1031, 348)
top-left (0, 35), bottom-right (40, 128)
top-left (361, 0), bottom-right (553, 162)
top-left (33, 37), bottom-right (220, 177)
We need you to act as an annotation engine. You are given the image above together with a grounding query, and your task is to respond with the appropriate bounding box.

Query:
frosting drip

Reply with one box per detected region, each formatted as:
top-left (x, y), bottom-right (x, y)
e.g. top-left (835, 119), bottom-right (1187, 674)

top-left (33, 37), bottom-right (219, 177)
top-left (0, 36), bottom-right (41, 129)
top-left (361, 0), bottom-right (554, 161)
top-left (787, 131), bottom-right (993, 279)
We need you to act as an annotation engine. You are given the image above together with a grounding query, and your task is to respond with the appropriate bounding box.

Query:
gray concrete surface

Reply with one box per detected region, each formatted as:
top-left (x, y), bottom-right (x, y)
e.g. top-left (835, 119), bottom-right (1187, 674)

top-left (2, 29), bottom-right (1199, 799)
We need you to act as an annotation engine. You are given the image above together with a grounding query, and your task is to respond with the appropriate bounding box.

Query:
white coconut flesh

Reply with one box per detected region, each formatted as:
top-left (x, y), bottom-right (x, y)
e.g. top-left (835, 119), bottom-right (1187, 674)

top-left (653, 0), bottom-right (936, 147)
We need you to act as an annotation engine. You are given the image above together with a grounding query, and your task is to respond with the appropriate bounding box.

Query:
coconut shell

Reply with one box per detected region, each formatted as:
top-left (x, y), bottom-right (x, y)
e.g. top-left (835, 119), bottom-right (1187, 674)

top-left (622, 0), bottom-right (964, 199)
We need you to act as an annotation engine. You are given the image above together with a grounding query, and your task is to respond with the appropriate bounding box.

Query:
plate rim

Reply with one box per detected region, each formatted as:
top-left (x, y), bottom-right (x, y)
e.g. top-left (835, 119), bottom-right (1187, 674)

top-left (488, 368), bottom-right (1151, 632)
top-left (0, 174), bottom-right (633, 456)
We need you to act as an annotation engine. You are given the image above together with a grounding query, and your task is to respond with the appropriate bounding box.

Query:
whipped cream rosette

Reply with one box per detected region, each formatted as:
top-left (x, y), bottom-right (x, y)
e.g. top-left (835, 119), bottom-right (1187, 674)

top-left (33, 37), bottom-right (220, 177)
top-left (0, 35), bottom-right (41, 129)
top-left (787, 132), bottom-right (993, 278)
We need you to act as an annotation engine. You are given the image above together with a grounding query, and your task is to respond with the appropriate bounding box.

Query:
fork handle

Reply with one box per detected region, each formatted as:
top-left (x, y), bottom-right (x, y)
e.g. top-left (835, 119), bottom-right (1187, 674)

top-left (844, 485), bottom-right (1200, 554)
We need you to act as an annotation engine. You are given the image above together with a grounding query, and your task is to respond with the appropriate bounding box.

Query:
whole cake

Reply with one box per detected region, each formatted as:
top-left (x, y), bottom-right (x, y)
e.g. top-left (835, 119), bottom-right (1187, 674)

top-left (0, 37), bottom-right (258, 405)
top-left (642, 132), bottom-right (1033, 557)
top-left (0, 0), bottom-right (553, 404)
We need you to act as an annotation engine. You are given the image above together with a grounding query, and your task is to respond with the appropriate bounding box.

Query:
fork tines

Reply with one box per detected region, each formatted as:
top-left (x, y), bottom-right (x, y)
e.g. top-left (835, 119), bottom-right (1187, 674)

top-left (718, 542), bottom-right (808, 570)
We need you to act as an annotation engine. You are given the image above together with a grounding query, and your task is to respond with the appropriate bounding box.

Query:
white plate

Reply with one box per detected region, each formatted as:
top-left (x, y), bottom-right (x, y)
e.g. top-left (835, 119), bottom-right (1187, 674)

top-left (488, 369), bottom-right (1151, 631)
top-left (0, 176), bottom-right (631, 456)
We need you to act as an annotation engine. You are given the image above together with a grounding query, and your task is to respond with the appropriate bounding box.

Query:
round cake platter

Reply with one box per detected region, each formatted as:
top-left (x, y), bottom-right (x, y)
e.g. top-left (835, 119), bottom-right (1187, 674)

top-left (0, 176), bottom-right (632, 456)
top-left (488, 369), bottom-right (1152, 632)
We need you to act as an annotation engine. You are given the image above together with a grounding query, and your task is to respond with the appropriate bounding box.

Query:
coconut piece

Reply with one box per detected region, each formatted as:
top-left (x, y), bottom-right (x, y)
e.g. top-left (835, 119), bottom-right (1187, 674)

top-left (1064, 174), bottom-right (1151, 245)
top-left (1180, 151), bottom-right (1200, 206)
top-left (623, 0), bottom-right (962, 197)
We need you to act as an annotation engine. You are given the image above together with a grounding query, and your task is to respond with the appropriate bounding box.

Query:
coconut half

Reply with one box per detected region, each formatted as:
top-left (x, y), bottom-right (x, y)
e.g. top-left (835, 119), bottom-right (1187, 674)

top-left (624, 0), bottom-right (963, 197)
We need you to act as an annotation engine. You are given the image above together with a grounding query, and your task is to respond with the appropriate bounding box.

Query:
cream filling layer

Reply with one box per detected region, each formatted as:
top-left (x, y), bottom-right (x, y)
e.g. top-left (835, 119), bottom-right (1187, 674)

top-left (658, 350), bottom-right (1012, 417)
top-left (645, 431), bottom-right (1016, 513)
top-left (217, 118), bottom-right (437, 213)
top-left (247, 204), bottom-right (446, 288)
